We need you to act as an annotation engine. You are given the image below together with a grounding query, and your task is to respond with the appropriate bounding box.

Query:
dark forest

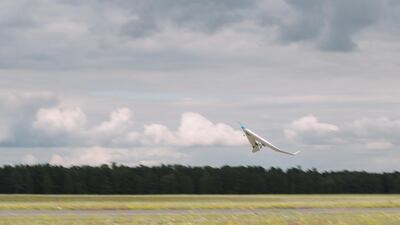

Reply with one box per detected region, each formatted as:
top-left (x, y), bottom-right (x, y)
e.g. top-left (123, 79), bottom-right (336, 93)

top-left (0, 164), bottom-right (399, 194)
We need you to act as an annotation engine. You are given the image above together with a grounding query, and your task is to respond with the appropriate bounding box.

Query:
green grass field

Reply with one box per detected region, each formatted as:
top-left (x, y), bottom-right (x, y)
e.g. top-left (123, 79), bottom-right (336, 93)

top-left (1, 212), bottom-right (400, 225)
top-left (0, 195), bottom-right (399, 224)
top-left (0, 194), bottom-right (400, 210)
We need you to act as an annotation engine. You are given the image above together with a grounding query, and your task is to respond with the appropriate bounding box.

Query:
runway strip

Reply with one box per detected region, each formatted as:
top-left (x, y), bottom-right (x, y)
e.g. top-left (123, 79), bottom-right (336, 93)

top-left (0, 208), bottom-right (399, 216)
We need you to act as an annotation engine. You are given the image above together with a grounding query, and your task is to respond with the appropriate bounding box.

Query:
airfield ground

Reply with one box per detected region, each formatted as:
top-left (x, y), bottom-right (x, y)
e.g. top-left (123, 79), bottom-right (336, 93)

top-left (0, 195), bottom-right (399, 224)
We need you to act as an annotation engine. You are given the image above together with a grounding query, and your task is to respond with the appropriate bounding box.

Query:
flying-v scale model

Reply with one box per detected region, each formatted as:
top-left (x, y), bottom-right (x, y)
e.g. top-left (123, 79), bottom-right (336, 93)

top-left (240, 124), bottom-right (300, 155)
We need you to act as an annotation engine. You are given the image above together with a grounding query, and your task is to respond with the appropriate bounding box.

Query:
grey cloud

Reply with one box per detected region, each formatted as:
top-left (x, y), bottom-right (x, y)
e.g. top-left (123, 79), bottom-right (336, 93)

top-left (344, 117), bottom-right (400, 143)
top-left (0, 0), bottom-right (399, 70)
top-left (118, 0), bottom-right (255, 37)
top-left (0, 1), bottom-right (36, 32)
top-left (0, 98), bottom-right (245, 148)
top-left (279, 0), bottom-right (383, 51)
top-left (121, 15), bottom-right (158, 38)
top-left (1, 92), bottom-right (400, 171)
top-left (278, 0), bottom-right (324, 42)
top-left (286, 115), bottom-right (400, 150)
top-left (0, 0), bottom-right (257, 69)
top-left (319, 0), bottom-right (383, 51)
top-left (0, 91), bottom-right (58, 146)
top-left (0, 1), bottom-right (399, 171)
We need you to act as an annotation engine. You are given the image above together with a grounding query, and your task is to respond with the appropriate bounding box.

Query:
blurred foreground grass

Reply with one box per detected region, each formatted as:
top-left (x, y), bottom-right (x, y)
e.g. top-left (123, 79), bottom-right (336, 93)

top-left (0, 194), bottom-right (400, 210)
top-left (1, 195), bottom-right (400, 224)
top-left (0, 212), bottom-right (399, 225)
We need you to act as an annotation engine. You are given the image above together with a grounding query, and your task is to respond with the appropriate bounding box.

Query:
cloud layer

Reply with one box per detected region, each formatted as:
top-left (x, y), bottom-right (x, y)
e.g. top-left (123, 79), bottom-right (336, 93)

top-left (0, 92), bottom-right (245, 148)
top-left (285, 115), bottom-right (398, 151)
top-left (0, 90), bottom-right (398, 170)
top-left (0, 1), bottom-right (399, 171)
top-left (0, 0), bottom-right (399, 70)
top-left (278, 0), bottom-right (384, 51)
top-left (284, 115), bottom-right (340, 145)
top-left (143, 112), bottom-right (244, 146)
top-left (48, 147), bottom-right (187, 167)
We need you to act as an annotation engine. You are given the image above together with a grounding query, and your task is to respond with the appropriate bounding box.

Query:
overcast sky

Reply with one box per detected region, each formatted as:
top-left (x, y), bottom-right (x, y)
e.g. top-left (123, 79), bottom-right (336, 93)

top-left (1, 0), bottom-right (400, 171)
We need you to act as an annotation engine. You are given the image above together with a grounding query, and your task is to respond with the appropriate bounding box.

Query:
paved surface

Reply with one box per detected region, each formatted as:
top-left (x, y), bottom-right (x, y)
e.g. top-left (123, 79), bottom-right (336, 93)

top-left (0, 208), bottom-right (399, 216)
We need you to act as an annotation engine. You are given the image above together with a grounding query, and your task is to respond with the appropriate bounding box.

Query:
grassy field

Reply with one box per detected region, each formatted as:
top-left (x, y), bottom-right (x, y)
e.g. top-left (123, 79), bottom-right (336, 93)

top-left (0, 194), bottom-right (400, 210)
top-left (0, 195), bottom-right (399, 224)
top-left (0, 212), bottom-right (400, 225)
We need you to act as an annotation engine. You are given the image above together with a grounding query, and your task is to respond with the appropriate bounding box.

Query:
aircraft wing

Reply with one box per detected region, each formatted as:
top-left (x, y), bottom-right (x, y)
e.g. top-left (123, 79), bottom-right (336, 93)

top-left (241, 124), bottom-right (300, 155)
top-left (256, 137), bottom-right (300, 156)
top-left (243, 130), bottom-right (261, 153)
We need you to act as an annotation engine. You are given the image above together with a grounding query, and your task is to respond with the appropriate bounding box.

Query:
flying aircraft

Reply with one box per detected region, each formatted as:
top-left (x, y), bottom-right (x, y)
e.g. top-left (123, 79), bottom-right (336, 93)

top-left (240, 124), bottom-right (300, 155)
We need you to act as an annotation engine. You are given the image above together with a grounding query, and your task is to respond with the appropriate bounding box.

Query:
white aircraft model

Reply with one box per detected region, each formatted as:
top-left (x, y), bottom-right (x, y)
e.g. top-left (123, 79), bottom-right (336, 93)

top-left (240, 124), bottom-right (300, 155)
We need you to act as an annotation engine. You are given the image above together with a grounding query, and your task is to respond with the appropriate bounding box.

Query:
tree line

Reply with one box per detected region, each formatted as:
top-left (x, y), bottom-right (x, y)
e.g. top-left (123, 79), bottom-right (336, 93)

top-left (0, 164), bottom-right (399, 194)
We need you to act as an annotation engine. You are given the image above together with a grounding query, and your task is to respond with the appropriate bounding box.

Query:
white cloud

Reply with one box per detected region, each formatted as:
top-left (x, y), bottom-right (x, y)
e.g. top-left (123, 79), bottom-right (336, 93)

top-left (49, 147), bottom-right (188, 167)
top-left (22, 154), bottom-right (38, 165)
top-left (143, 124), bottom-right (175, 145)
top-left (365, 141), bottom-right (393, 150)
top-left (0, 125), bottom-right (11, 142)
top-left (341, 117), bottom-right (400, 151)
top-left (49, 154), bottom-right (65, 165)
top-left (348, 117), bottom-right (400, 138)
top-left (50, 148), bottom-right (124, 166)
top-left (0, 91), bottom-right (56, 111)
top-left (176, 112), bottom-right (246, 146)
top-left (286, 115), bottom-right (399, 151)
top-left (1, 90), bottom-right (399, 170)
top-left (27, 104), bottom-right (245, 148)
top-left (248, 95), bottom-right (400, 105)
top-left (33, 106), bottom-right (87, 134)
top-left (285, 115), bottom-right (340, 144)
top-left (143, 112), bottom-right (246, 146)
top-left (90, 107), bottom-right (136, 146)
top-left (94, 107), bottom-right (132, 133)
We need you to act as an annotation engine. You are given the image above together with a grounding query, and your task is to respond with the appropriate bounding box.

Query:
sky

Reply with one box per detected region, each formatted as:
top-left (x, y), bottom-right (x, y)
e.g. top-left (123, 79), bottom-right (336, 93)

top-left (1, 0), bottom-right (400, 171)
